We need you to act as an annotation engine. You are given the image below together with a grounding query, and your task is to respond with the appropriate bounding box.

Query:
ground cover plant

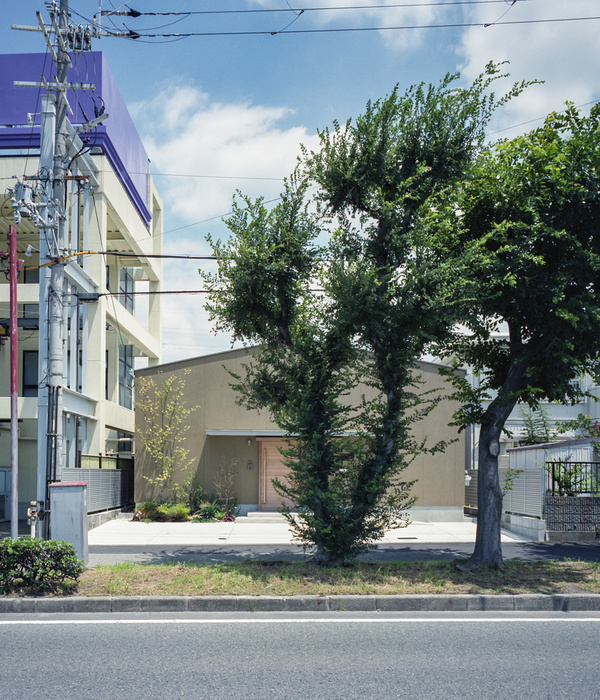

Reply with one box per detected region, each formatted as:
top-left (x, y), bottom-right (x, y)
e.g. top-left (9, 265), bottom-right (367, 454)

top-left (73, 560), bottom-right (600, 598)
top-left (134, 498), bottom-right (235, 523)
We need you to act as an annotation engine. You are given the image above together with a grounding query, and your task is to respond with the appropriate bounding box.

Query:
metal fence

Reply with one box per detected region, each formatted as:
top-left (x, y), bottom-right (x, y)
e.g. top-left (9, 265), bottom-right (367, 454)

top-left (545, 461), bottom-right (600, 496)
top-left (62, 467), bottom-right (134, 513)
top-left (465, 467), bottom-right (545, 519)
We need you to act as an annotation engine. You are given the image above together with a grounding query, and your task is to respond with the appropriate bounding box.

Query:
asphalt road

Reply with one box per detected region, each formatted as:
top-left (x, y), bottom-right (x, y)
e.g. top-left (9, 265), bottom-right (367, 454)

top-left (88, 540), bottom-right (600, 565)
top-left (1, 611), bottom-right (599, 699)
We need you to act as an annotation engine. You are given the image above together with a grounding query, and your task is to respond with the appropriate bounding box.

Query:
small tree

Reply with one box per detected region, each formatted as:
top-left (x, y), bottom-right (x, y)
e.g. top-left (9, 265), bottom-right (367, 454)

top-left (214, 455), bottom-right (239, 515)
top-left (136, 371), bottom-right (198, 504)
top-left (518, 406), bottom-right (557, 446)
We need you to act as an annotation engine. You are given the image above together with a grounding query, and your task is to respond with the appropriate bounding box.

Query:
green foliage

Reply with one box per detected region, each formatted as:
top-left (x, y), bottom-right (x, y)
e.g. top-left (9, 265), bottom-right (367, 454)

top-left (559, 413), bottom-right (600, 440)
top-left (135, 500), bottom-right (191, 522)
top-left (201, 67), bottom-right (521, 564)
top-left (137, 371), bottom-right (199, 504)
top-left (188, 481), bottom-right (209, 514)
top-left (0, 538), bottom-right (83, 595)
top-left (545, 459), bottom-right (600, 496)
top-left (502, 467), bottom-right (524, 496)
top-left (438, 103), bottom-right (600, 425)
top-left (518, 406), bottom-right (558, 446)
top-left (136, 500), bottom-right (160, 520)
top-left (434, 102), bottom-right (600, 568)
top-left (192, 500), bottom-right (226, 522)
top-left (156, 503), bottom-right (191, 522)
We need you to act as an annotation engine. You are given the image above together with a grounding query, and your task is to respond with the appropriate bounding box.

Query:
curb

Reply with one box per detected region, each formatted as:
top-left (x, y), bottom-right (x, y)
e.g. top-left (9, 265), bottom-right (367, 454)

top-left (1, 593), bottom-right (600, 614)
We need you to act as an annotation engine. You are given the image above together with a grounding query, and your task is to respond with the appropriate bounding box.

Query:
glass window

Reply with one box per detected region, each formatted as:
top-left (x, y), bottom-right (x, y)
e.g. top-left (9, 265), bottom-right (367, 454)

top-left (23, 350), bottom-right (38, 397)
top-left (119, 267), bottom-right (134, 313)
top-left (118, 345), bottom-right (133, 409)
top-left (23, 266), bottom-right (39, 284)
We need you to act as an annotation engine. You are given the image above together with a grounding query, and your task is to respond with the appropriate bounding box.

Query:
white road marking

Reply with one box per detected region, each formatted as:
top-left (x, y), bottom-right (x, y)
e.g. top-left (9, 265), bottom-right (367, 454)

top-left (1, 616), bottom-right (600, 625)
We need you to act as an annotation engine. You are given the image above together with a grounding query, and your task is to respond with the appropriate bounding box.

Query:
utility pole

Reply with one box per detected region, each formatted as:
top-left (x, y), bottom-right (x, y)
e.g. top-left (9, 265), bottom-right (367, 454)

top-left (45, 0), bottom-right (70, 514)
top-left (9, 225), bottom-right (21, 540)
top-left (11, 1), bottom-right (109, 537)
top-left (0, 226), bottom-right (23, 538)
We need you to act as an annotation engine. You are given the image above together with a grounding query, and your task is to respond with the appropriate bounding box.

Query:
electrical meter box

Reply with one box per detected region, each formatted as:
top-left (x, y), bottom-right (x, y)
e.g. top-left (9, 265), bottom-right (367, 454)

top-left (49, 482), bottom-right (88, 565)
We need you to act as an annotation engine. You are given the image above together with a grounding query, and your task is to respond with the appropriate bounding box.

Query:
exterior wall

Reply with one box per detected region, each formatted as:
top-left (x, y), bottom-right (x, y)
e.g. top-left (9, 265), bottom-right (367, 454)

top-left (0, 52), bottom-right (163, 520)
top-left (135, 348), bottom-right (466, 519)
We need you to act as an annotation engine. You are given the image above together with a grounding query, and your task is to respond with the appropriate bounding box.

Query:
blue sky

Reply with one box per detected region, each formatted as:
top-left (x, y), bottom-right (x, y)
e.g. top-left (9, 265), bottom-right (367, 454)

top-left (3, 1), bottom-right (600, 363)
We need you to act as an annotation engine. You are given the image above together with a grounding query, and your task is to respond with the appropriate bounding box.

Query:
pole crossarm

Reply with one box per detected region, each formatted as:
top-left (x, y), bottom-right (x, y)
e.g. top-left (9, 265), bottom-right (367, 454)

top-left (14, 80), bottom-right (96, 91)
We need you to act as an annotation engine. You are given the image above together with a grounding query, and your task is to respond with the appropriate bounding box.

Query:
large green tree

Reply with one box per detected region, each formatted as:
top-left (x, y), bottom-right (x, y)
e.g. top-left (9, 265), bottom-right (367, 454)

top-left (203, 65), bottom-right (527, 564)
top-left (436, 104), bottom-right (600, 570)
top-left (203, 177), bottom-right (416, 564)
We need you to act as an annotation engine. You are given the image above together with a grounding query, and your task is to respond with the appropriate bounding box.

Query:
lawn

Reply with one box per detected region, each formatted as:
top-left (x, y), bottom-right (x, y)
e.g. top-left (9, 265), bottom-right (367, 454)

top-left (75, 560), bottom-right (600, 597)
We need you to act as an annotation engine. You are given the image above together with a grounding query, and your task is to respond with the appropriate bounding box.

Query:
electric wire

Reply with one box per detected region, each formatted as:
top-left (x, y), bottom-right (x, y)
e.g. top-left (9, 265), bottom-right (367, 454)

top-left (95, 1), bottom-right (537, 16)
top-left (101, 15), bottom-right (600, 39)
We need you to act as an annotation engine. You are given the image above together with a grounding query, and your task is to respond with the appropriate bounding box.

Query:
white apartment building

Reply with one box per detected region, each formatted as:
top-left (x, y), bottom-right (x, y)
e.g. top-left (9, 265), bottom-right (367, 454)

top-left (0, 52), bottom-right (162, 520)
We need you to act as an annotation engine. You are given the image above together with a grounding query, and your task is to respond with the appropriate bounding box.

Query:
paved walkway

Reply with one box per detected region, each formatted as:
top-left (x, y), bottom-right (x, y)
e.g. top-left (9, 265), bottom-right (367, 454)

top-left (87, 515), bottom-right (531, 547)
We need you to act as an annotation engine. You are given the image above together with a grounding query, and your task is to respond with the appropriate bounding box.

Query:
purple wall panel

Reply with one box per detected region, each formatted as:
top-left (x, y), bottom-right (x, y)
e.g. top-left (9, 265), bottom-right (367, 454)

top-left (0, 53), bottom-right (151, 226)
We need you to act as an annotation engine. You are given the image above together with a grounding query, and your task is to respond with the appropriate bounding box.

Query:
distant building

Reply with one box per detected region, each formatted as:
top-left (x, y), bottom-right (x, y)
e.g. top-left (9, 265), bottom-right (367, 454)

top-left (0, 53), bottom-right (163, 521)
top-left (135, 348), bottom-right (466, 521)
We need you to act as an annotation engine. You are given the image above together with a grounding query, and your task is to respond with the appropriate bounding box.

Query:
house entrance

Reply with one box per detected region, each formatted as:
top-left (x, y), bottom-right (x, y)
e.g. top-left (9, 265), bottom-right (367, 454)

top-left (257, 438), bottom-right (294, 511)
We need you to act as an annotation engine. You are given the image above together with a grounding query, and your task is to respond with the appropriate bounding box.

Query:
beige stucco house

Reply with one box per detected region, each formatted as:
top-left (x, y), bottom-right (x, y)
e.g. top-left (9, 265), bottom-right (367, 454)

top-left (135, 347), bottom-right (466, 521)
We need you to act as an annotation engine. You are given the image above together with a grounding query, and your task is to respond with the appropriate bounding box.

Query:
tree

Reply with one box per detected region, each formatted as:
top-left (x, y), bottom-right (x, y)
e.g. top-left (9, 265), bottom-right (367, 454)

top-left (436, 104), bottom-right (600, 569)
top-left (136, 371), bottom-right (198, 504)
top-left (518, 406), bottom-right (558, 446)
top-left (203, 66), bottom-right (526, 564)
top-left (203, 176), bottom-right (416, 564)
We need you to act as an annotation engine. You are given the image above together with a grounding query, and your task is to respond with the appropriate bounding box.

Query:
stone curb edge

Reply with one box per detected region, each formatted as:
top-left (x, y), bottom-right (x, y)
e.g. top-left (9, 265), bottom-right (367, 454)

top-left (1, 593), bottom-right (600, 614)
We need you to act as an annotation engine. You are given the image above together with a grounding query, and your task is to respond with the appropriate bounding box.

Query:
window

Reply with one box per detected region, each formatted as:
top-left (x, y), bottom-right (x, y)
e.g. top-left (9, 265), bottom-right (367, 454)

top-left (119, 267), bottom-right (134, 313)
top-left (23, 350), bottom-right (38, 397)
top-left (23, 266), bottom-right (39, 284)
top-left (118, 345), bottom-right (133, 409)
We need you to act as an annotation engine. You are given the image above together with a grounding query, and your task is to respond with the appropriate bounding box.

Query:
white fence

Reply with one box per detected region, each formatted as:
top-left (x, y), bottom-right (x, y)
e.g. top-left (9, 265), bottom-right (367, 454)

top-left (465, 467), bottom-right (545, 518)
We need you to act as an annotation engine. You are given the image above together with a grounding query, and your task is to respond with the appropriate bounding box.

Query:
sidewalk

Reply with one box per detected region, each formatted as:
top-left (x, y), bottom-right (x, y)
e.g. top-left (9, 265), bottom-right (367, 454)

top-left (87, 515), bottom-right (531, 547)
top-left (3, 516), bottom-right (600, 615)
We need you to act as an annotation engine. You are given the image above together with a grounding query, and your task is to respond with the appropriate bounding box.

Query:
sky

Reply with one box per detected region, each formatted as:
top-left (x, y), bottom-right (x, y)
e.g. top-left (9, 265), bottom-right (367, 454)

top-left (3, 1), bottom-right (600, 364)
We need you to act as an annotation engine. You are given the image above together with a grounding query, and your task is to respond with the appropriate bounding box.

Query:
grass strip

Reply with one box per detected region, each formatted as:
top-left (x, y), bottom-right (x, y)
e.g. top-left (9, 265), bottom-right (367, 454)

top-left (72, 560), bottom-right (600, 598)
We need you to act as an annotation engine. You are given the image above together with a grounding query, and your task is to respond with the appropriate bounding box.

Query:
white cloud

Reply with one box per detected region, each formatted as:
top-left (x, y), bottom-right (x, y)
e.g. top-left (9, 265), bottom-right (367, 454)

top-left (129, 83), bottom-right (320, 362)
top-left (131, 84), bottom-right (317, 226)
top-left (456, 1), bottom-right (600, 134)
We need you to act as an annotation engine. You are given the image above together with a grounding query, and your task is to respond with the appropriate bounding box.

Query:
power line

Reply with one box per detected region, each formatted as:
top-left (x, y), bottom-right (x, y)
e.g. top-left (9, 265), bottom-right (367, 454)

top-left (98, 1), bottom-right (536, 16)
top-left (103, 15), bottom-right (600, 39)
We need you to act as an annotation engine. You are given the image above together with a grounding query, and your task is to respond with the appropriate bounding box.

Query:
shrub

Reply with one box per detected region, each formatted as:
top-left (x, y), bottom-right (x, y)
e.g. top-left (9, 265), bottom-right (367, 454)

top-left (135, 500), bottom-right (160, 521)
top-left (192, 500), bottom-right (225, 522)
top-left (188, 482), bottom-right (209, 514)
top-left (156, 503), bottom-right (191, 522)
top-left (0, 538), bottom-right (83, 595)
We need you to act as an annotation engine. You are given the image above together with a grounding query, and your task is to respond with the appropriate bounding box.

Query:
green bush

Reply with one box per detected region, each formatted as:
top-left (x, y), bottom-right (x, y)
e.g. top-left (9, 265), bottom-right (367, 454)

top-left (0, 538), bottom-right (83, 595)
top-left (192, 500), bottom-right (225, 522)
top-left (134, 501), bottom-right (191, 522)
top-left (135, 500), bottom-right (160, 520)
top-left (156, 503), bottom-right (191, 522)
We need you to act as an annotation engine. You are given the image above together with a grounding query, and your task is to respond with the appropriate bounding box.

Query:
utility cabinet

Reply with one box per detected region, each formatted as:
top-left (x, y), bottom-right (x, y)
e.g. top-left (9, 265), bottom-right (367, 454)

top-left (49, 481), bottom-right (88, 564)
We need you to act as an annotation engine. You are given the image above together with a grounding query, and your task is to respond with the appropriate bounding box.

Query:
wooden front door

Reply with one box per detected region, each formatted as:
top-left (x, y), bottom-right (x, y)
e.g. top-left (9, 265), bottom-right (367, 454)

top-left (258, 439), bottom-right (294, 511)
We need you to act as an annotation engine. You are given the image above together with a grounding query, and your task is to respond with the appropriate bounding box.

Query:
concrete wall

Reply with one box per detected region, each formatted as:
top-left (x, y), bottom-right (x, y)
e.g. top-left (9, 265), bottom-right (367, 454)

top-left (135, 349), bottom-right (466, 518)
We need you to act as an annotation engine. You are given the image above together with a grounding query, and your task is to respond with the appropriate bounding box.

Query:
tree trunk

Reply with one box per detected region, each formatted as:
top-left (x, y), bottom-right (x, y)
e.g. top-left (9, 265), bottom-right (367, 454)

top-left (457, 420), bottom-right (505, 571)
